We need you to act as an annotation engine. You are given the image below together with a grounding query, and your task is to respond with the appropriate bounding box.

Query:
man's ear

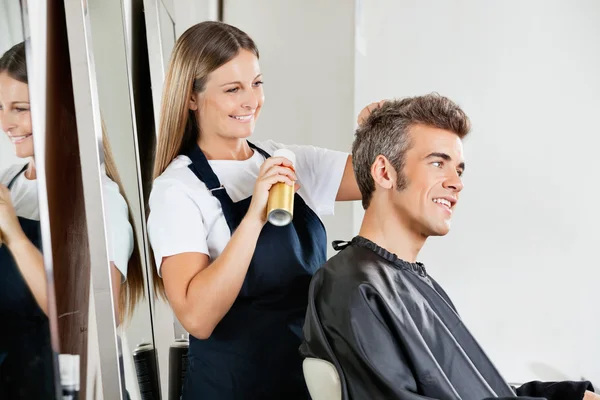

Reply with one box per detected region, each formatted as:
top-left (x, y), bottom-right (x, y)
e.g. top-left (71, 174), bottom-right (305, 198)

top-left (371, 155), bottom-right (395, 190)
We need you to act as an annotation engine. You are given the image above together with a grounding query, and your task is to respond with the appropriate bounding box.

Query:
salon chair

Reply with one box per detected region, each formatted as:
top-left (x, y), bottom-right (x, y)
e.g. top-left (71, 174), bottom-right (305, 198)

top-left (302, 357), bottom-right (342, 400)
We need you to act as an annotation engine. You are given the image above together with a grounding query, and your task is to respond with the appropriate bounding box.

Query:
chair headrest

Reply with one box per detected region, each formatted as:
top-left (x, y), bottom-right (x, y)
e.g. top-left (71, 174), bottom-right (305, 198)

top-left (302, 357), bottom-right (342, 400)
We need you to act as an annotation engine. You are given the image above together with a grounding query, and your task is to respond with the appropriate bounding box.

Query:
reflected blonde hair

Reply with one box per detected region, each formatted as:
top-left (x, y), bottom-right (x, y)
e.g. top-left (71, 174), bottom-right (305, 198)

top-left (101, 119), bottom-right (145, 321)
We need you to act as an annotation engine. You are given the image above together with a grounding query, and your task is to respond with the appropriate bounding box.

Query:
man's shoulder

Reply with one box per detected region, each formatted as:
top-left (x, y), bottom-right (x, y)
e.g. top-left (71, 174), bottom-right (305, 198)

top-left (316, 243), bottom-right (391, 292)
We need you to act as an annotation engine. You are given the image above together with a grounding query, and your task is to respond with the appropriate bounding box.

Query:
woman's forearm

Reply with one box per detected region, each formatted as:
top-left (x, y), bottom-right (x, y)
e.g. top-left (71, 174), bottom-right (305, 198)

top-left (182, 217), bottom-right (263, 339)
top-left (8, 237), bottom-right (48, 315)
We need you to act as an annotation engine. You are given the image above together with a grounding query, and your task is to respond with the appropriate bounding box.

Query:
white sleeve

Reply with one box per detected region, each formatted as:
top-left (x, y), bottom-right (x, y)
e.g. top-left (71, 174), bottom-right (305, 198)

top-left (275, 142), bottom-right (349, 217)
top-left (101, 170), bottom-right (133, 281)
top-left (147, 180), bottom-right (209, 276)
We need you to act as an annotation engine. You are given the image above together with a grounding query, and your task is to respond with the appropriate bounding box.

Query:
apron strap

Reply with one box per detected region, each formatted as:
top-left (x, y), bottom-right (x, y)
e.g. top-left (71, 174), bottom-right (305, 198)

top-left (186, 141), bottom-right (272, 235)
top-left (7, 164), bottom-right (29, 190)
top-left (247, 141), bottom-right (271, 159)
top-left (187, 143), bottom-right (222, 191)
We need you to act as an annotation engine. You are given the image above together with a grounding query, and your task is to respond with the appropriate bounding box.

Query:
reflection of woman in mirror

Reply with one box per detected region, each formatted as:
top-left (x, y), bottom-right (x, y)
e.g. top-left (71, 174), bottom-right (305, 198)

top-left (101, 120), bottom-right (145, 323)
top-left (147, 22), bottom-right (364, 399)
top-left (91, 121), bottom-right (145, 400)
top-left (0, 41), bottom-right (54, 398)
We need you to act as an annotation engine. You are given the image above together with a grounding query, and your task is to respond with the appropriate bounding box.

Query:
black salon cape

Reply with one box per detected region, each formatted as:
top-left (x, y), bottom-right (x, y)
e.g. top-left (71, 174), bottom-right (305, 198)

top-left (300, 236), bottom-right (594, 400)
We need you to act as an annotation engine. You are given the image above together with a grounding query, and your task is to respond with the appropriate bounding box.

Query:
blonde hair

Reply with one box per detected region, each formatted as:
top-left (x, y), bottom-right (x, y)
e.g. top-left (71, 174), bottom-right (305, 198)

top-left (153, 21), bottom-right (259, 179)
top-left (101, 119), bottom-right (145, 321)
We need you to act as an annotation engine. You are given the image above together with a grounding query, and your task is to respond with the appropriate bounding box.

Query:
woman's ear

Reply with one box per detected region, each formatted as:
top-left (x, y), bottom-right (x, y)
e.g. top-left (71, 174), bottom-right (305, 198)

top-left (189, 93), bottom-right (199, 111)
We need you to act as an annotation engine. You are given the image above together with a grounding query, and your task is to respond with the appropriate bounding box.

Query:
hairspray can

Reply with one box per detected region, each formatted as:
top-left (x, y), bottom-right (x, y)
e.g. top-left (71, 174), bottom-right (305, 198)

top-left (267, 149), bottom-right (296, 226)
top-left (168, 336), bottom-right (189, 400)
top-left (133, 342), bottom-right (160, 400)
top-left (59, 354), bottom-right (79, 400)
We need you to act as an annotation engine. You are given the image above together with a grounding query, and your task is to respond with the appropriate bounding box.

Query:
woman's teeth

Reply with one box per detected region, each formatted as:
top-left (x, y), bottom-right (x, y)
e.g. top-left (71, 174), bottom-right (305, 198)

top-left (230, 115), bottom-right (252, 121)
top-left (10, 134), bottom-right (32, 144)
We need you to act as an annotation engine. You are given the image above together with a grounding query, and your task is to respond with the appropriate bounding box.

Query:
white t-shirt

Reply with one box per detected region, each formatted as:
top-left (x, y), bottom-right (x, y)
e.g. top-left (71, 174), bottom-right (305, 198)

top-left (101, 164), bottom-right (133, 280)
top-left (0, 162), bottom-right (39, 221)
top-left (148, 140), bottom-right (349, 275)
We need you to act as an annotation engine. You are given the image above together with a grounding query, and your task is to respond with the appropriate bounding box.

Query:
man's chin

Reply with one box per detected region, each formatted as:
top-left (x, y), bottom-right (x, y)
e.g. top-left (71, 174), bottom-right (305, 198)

top-left (426, 223), bottom-right (451, 237)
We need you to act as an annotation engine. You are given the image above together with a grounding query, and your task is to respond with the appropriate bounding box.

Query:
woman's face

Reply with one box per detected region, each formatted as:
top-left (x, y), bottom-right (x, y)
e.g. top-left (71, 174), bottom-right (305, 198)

top-left (0, 72), bottom-right (33, 159)
top-left (191, 49), bottom-right (264, 140)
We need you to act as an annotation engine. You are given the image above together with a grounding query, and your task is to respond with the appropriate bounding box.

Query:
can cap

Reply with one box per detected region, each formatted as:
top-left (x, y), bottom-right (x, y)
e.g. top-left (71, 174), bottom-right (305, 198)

top-left (59, 354), bottom-right (80, 388)
top-left (273, 148), bottom-right (296, 167)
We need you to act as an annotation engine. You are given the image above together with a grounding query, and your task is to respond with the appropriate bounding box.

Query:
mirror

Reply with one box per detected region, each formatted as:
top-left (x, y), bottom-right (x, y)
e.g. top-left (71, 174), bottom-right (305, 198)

top-left (0, 2), bottom-right (57, 398)
top-left (143, 2), bottom-right (189, 399)
top-left (83, 0), bottom-right (160, 398)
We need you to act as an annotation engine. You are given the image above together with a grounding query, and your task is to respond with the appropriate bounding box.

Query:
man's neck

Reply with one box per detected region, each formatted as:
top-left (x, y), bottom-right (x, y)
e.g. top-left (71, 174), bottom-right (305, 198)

top-left (358, 200), bottom-right (426, 263)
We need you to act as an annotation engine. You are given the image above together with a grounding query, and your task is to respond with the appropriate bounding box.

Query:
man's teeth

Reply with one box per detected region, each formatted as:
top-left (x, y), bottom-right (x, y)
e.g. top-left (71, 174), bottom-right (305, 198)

top-left (433, 198), bottom-right (451, 207)
top-left (231, 115), bottom-right (252, 121)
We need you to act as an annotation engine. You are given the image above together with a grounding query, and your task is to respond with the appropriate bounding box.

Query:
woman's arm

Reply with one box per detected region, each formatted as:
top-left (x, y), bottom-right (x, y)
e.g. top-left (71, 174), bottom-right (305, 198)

top-left (336, 155), bottom-right (361, 201)
top-left (0, 184), bottom-right (48, 315)
top-left (336, 100), bottom-right (386, 202)
top-left (161, 156), bottom-right (297, 339)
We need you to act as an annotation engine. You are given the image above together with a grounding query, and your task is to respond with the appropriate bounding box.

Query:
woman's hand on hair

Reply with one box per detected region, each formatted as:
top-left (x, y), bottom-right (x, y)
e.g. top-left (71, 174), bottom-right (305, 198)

top-left (357, 100), bottom-right (386, 126)
top-left (584, 391), bottom-right (600, 400)
top-left (0, 184), bottom-right (26, 247)
top-left (245, 156), bottom-right (299, 225)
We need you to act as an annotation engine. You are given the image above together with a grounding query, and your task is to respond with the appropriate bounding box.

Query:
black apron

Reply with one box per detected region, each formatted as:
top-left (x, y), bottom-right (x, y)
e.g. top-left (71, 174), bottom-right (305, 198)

top-left (182, 142), bottom-right (327, 399)
top-left (0, 165), bottom-right (55, 398)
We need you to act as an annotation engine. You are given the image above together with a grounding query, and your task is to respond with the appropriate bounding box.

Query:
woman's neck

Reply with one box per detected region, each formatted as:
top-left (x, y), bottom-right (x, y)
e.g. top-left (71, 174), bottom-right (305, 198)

top-left (198, 135), bottom-right (253, 161)
top-left (24, 158), bottom-right (37, 180)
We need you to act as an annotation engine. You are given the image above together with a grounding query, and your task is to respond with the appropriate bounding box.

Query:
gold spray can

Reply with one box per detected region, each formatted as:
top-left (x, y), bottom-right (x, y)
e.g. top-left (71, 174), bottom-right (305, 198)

top-left (267, 149), bottom-right (296, 226)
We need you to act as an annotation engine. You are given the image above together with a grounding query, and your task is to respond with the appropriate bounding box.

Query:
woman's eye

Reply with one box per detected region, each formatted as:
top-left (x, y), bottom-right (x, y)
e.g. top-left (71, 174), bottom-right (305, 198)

top-left (226, 87), bottom-right (239, 93)
top-left (254, 81), bottom-right (264, 87)
top-left (16, 108), bottom-right (29, 112)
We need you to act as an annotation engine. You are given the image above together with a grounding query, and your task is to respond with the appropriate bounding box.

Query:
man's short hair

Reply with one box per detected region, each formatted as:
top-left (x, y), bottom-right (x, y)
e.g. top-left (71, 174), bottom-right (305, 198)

top-left (352, 93), bottom-right (471, 209)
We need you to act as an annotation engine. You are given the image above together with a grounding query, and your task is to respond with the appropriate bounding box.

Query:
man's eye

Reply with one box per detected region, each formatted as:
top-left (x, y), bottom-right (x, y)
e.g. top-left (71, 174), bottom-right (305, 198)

top-left (432, 161), bottom-right (443, 168)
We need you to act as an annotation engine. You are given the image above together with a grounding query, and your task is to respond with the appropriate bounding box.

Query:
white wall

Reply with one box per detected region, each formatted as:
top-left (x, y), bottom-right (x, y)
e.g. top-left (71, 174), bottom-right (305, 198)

top-left (0, 0), bottom-right (25, 174)
top-left (355, 0), bottom-right (600, 385)
top-left (0, 134), bottom-right (21, 173)
top-left (224, 0), bottom-right (359, 259)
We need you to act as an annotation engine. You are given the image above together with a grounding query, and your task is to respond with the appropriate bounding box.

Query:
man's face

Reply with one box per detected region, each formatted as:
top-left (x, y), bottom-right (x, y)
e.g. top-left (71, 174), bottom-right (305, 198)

top-left (392, 124), bottom-right (465, 237)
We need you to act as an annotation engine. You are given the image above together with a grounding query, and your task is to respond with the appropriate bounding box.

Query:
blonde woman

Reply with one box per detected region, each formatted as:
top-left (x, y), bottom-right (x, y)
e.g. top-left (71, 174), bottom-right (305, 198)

top-left (147, 21), bottom-right (377, 399)
top-left (0, 41), bottom-right (54, 398)
top-left (0, 41), bottom-right (144, 397)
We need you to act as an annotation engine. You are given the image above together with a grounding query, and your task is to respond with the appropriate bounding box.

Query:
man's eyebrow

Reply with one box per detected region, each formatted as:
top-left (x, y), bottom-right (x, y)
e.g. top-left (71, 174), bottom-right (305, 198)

top-left (425, 152), bottom-right (465, 170)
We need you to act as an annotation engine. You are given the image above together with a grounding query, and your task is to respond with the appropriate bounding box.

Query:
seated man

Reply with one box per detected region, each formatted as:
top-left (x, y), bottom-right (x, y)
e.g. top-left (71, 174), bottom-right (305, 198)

top-left (300, 94), bottom-right (596, 400)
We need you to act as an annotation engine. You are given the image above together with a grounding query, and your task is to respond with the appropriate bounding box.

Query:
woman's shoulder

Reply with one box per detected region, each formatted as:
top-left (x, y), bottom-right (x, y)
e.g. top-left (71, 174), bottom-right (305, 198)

top-left (253, 139), bottom-right (322, 158)
top-left (152, 155), bottom-right (196, 188)
top-left (150, 155), bottom-right (211, 206)
top-left (0, 162), bottom-right (28, 186)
